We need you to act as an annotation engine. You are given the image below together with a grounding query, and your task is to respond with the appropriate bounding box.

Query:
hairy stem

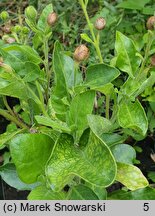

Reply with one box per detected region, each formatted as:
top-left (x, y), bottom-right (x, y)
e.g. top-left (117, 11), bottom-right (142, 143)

top-left (0, 108), bottom-right (29, 129)
top-left (138, 31), bottom-right (154, 77)
top-left (105, 95), bottom-right (110, 120)
top-left (43, 38), bottom-right (51, 101)
top-left (79, 0), bottom-right (103, 63)
top-left (2, 96), bottom-right (16, 117)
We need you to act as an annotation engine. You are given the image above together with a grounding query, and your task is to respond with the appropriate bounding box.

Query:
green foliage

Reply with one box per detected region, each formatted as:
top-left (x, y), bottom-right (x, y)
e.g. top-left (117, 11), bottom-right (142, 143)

top-left (10, 134), bottom-right (55, 183)
top-left (0, 163), bottom-right (38, 190)
top-left (116, 163), bottom-right (148, 190)
top-left (67, 91), bottom-right (95, 141)
top-left (0, 1), bottom-right (155, 200)
top-left (111, 144), bottom-right (136, 164)
top-left (28, 185), bottom-right (66, 200)
top-left (85, 64), bottom-right (120, 89)
top-left (115, 31), bottom-right (141, 78)
top-left (68, 185), bottom-right (99, 200)
top-left (118, 100), bottom-right (148, 136)
top-left (108, 187), bottom-right (155, 200)
top-left (117, 0), bottom-right (151, 10)
top-left (46, 132), bottom-right (116, 191)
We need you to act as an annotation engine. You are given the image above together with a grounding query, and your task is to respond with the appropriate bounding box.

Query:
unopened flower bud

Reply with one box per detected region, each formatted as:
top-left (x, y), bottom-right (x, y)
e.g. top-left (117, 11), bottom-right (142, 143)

top-left (0, 11), bottom-right (9, 21)
top-left (147, 16), bottom-right (155, 30)
top-left (6, 37), bottom-right (15, 44)
top-left (47, 12), bottom-right (58, 26)
top-left (25, 6), bottom-right (37, 22)
top-left (22, 26), bottom-right (29, 34)
top-left (5, 37), bottom-right (16, 44)
top-left (94, 17), bottom-right (106, 30)
top-left (2, 25), bottom-right (11, 33)
top-left (73, 44), bottom-right (89, 62)
top-left (13, 25), bottom-right (22, 33)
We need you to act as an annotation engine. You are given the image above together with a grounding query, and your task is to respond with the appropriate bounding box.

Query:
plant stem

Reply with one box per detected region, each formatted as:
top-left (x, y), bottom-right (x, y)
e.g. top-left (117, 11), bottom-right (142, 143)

top-left (43, 38), bottom-right (51, 101)
top-left (74, 61), bottom-right (79, 87)
top-left (79, 0), bottom-right (103, 63)
top-left (95, 39), bottom-right (103, 63)
top-left (79, 1), bottom-right (111, 118)
top-left (138, 31), bottom-right (154, 77)
top-left (0, 108), bottom-right (29, 129)
top-left (105, 95), bottom-right (110, 120)
top-left (35, 81), bottom-right (49, 117)
top-left (26, 84), bottom-right (49, 117)
top-left (2, 96), bottom-right (16, 117)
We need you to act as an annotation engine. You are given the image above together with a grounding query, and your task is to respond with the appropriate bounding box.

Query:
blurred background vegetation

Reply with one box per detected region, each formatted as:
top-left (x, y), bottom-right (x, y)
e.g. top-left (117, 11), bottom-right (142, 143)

top-left (0, 0), bottom-right (155, 63)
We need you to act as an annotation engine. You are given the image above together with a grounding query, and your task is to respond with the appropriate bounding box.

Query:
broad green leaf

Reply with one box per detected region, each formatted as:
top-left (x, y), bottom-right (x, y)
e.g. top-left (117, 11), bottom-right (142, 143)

top-left (3, 44), bottom-right (42, 64)
top-left (28, 185), bottom-right (66, 200)
top-left (85, 64), bottom-right (120, 88)
top-left (32, 32), bottom-right (43, 49)
top-left (85, 183), bottom-right (107, 200)
top-left (0, 44), bottom-right (41, 79)
top-left (0, 129), bottom-right (25, 149)
top-left (87, 115), bottom-right (126, 147)
top-left (0, 67), bottom-right (41, 103)
top-left (0, 81), bottom-right (28, 99)
top-left (101, 133), bottom-right (126, 147)
top-left (74, 85), bottom-right (87, 95)
top-left (96, 83), bottom-right (114, 95)
top-left (52, 41), bottom-right (79, 92)
top-left (47, 131), bottom-right (116, 191)
top-left (63, 55), bottom-right (75, 89)
top-left (37, 127), bottom-right (59, 140)
top-left (118, 99), bottom-right (148, 136)
top-left (68, 185), bottom-right (99, 200)
top-left (10, 134), bottom-right (54, 183)
top-left (132, 73), bottom-right (155, 98)
top-left (121, 77), bottom-right (141, 99)
top-left (148, 172), bottom-right (155, 182)
top-left (81, 33), bottom-right (93, 44)
top-left (67, 91), bottom-right (95, 141)
top-left (108, 187), bottom-right (155, 200)
top-left (0, 163), bottom-right (39, 190)
top-left (121, 73), bottom-right (155, 99)
top-left (122, 128), bottom-right (145, 141)
top-left (79, 128), bottom-right (90, 149)
top-left (116, 162), bottom-right (149, 190)
top-left (37, 4), bottom-right (53, 31)
top-left (117, 0), bottom-right (151, 10)
top-left (0, 48), bottom-right (25, 74)
top-left (92, 187), bottom-right (107, 200)
top-left (51, 41), bottom-right (69, 120)
top-left (142, 6), bottom-right (155, 15)
top-left (63, 55), bottom-right (82, 88)
top-left (50, 96), bottom-right (69, 121)
top-left (35, 115), bottom-right (71, 133)
top-left (149, 102), bottom-right (155, 112)
top-left (23, 62), bottom-right (42, 82)
top-left (115, 31), bottom-right (141, 78)
top-left (87, 114), bottom-right (112, 136)
top-left (112, 144), bottom-right (136, 164)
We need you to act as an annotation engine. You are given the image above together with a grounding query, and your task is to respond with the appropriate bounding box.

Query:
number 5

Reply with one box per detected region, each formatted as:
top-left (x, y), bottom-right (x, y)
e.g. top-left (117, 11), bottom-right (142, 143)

top-left (143, 203), bottom-right (149, 211)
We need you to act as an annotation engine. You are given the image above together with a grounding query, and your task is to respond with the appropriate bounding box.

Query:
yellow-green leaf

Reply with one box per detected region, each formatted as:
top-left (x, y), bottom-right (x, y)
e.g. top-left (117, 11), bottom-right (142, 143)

top-left (116, 162), bottom-right (149, 190)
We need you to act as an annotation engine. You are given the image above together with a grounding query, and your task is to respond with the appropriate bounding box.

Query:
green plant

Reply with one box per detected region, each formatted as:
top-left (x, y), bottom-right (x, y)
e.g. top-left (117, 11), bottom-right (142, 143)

top-left (0, 2), bottom-right (155, 200)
